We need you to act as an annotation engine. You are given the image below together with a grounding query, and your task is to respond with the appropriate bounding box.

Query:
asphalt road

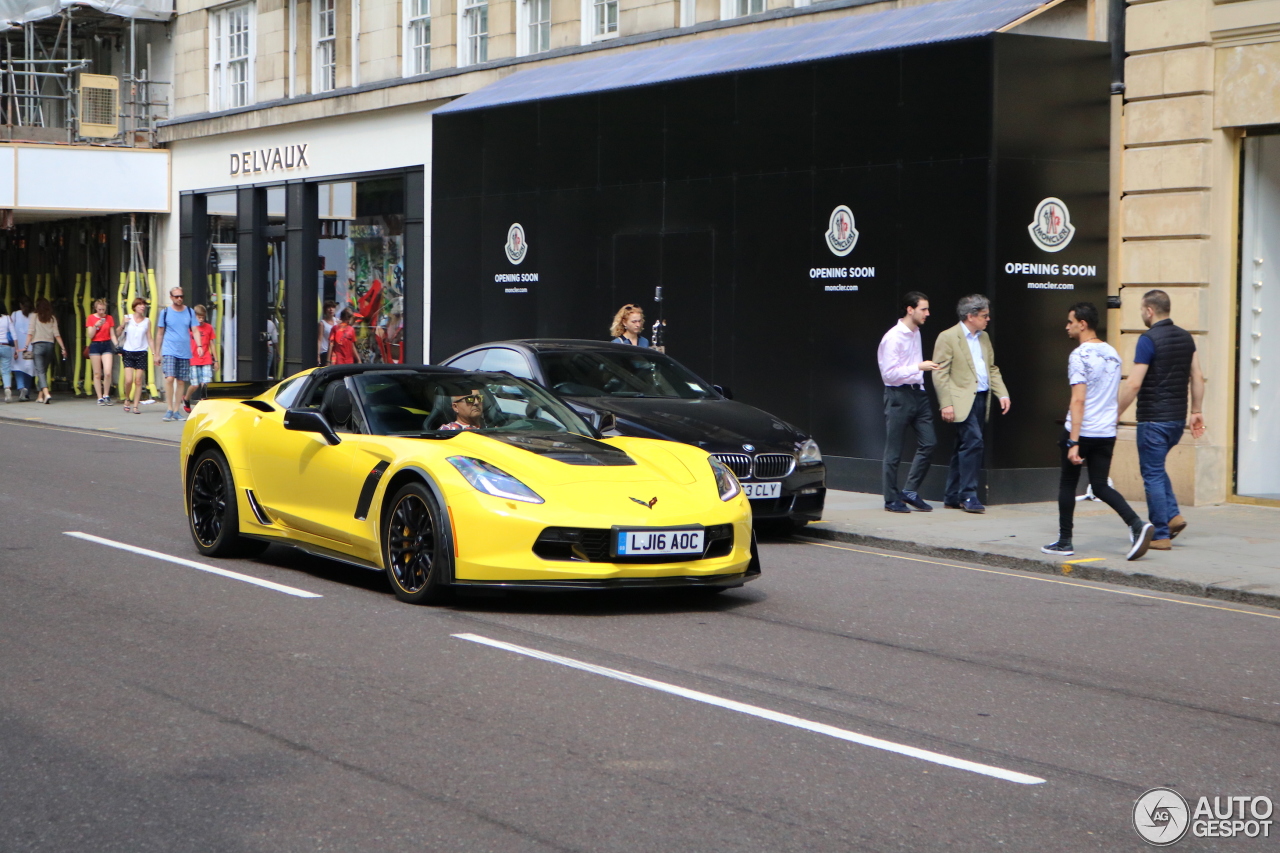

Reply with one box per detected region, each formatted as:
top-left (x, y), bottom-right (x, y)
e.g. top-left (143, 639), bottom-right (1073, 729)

top-left (2, 419), bottom-right (1277, 852)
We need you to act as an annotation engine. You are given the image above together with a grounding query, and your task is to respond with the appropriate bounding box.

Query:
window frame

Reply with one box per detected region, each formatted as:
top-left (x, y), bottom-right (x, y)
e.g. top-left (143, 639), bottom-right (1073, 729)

top-left (516, 0), bottom-right (551, 57)
top-left (314, 0), bottom-right (337, 93)
top-left (580, 0), bottom-right (617, 43)
top-left (402, 0), bottom-right (432, 76)
top-left (458, 0), bottom-right (489, 66)
top-left (720, 0), bottom-right (764, 18)
top-left (208, 2), bottom-right (256, 112)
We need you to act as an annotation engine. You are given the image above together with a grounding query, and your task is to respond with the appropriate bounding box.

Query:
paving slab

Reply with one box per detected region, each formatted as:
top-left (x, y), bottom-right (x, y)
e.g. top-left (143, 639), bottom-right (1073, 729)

top-left (0, 393), bottom-right (182, 443)
top-left (804, 489), bottom-right (1280, 610)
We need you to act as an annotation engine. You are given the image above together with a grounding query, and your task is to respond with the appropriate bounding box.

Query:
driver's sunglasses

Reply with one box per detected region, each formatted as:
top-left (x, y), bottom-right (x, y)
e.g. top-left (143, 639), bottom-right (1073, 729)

top-left (455, 394), bottom-right (482, 405)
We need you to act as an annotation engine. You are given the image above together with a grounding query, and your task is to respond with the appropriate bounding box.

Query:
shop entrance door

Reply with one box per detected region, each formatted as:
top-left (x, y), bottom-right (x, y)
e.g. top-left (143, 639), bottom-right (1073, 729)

top-left (1238, 136), bottom-right (1280, 500)
top-left (611, 231), bottom-right (717, 383)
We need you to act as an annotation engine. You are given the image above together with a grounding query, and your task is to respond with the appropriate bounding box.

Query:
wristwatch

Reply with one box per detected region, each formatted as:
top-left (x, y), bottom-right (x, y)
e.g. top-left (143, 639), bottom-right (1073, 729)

top-left (1065, 439), bottom-right (1079, 448)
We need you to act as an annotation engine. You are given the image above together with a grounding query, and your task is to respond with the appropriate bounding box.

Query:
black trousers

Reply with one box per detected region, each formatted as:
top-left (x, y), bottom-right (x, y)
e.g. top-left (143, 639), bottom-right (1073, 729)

top-left (883, 385), bottom-right (936, 503)
top-left (1056, 431), bottom-right (1139, 540)
top-left (944, 391), bottom-right (987, 504)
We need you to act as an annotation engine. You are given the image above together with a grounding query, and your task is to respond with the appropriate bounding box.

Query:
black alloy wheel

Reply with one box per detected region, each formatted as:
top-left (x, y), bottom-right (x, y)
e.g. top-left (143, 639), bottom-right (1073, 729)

top-left (383, 482), bottom-right (451, 604)
top-left (187, 448), bottom-right (265, 557)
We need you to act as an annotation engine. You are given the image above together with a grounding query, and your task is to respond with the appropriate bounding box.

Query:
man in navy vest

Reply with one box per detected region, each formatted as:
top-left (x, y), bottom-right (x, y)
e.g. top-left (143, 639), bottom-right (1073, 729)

top-left (1117, 290), bottom-right (1206, 550)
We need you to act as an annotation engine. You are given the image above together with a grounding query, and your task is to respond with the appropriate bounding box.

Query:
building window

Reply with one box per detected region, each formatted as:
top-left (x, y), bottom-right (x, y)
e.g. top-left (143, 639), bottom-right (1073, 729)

top-left (460, 0), bottom-right (488, 65)
top-left (517, 0), bottom-right (550, 55)
top-left (680, 0), bottom-right (695, 26)
top-left (405, 0), bottom-right (431, 75)
top-left (315, 0), bottom-right (337, 92)
top-left (730, 0), bottom-right (764, 16)
top-left (209, 3), bottom-right (254, 111)
top-left (585, 0), bottom-right (617, 39)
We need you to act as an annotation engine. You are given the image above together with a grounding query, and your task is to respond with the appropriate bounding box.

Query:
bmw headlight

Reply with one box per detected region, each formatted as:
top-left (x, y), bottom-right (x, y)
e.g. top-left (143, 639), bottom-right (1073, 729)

top-left (797, 438), bottom-right (822, 466)
top-left (709, 456), bottom-right (742, 502)
top-left (447, 457), bottom-right (544, 504)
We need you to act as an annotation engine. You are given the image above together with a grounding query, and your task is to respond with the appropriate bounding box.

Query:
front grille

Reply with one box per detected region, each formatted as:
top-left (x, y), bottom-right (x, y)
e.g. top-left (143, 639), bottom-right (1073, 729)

top-left (752, 453), bottom-right (796, 480)
top-left (712, 451), bottom-right (795, 480)
top-left (534, 524), bottom-right (734, 563)
top-left (712, 453), bottom-right (752, 479)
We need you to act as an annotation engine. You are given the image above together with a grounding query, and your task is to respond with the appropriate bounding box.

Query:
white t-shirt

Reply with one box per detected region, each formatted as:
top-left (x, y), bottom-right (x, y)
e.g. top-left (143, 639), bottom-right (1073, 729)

top-left (122, 316), bottom-right (150, 352)
top-left (1064, 340), bottom-right (1122, 438)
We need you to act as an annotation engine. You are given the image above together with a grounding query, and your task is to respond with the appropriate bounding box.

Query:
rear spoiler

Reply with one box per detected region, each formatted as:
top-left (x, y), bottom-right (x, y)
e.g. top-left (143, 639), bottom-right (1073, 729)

top-left (189, 380), bottom-right (277, 404)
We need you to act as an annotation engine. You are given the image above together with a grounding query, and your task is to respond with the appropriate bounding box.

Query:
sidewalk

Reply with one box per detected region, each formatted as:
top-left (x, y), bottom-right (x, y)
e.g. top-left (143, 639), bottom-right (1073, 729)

top-left (805, 489), bottom-right (1280, 611)
top-left (4, 395), bottom-right (1278, 609)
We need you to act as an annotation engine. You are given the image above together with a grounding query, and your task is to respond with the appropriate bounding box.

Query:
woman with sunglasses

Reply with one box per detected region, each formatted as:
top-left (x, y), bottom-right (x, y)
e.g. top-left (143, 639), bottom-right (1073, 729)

top-left (609, 304), bottom-right (650, 348)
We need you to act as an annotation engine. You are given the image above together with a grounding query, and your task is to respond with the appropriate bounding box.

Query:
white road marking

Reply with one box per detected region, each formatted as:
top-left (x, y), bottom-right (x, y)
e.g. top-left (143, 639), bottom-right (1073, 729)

top-left (453, 632), bottom-right (1045, 785)
top-left (64, 532), bottom-right (322, 599)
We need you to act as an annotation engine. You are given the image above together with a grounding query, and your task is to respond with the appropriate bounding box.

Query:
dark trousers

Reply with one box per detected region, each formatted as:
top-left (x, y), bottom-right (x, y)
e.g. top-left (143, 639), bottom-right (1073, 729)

top-left (944, 391), bottom-right (987, 504)
top-left (883, 385), bottom-right (936, 503)
top-left (1056, 431), bottom-right (1139, 541)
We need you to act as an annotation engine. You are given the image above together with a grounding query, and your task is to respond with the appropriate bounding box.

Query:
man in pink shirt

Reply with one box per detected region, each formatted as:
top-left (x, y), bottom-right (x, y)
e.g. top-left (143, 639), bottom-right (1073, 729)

top-left (877, 291), bottom-right (940, 512)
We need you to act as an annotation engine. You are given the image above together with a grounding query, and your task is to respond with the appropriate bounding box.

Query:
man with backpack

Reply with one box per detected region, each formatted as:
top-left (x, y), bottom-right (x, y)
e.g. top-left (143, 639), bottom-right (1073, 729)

top-left (153, 287), bottom-right (197, 422)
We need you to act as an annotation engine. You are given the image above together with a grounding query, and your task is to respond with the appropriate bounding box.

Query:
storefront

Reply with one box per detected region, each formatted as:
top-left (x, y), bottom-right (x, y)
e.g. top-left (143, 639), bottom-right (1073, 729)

top-left (429, 16), bottom-right (1112, 502)
top-left (165, 104), bottom-right (428, 381)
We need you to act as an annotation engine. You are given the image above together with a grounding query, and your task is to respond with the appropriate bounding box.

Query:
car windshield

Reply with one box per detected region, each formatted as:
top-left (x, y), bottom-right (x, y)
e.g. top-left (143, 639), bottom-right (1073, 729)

top-left (351, 371), bottom-right (594, 437)
top-left (540, 350), bottom-right (717, 399)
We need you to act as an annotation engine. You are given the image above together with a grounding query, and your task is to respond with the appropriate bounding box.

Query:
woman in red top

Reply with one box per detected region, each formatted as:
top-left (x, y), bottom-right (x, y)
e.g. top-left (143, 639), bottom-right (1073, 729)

top-left (85, 298), bottom-right (119, 405)
top-left (328, 308), bottom-right (358, 365)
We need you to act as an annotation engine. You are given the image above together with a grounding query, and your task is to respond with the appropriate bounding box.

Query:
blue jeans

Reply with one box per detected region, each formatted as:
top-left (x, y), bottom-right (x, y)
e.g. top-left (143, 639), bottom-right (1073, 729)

top-left (1137, 421), bottom-right (1183, 540)
top-left (944, 391), bottom-right (987, 504)
top-left (0, 344), bottom-right (11, 389)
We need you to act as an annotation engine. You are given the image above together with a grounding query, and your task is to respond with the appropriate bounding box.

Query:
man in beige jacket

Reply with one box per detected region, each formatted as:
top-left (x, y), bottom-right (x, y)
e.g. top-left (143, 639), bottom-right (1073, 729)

top-left (932, 294), bottom-right (1010, 513)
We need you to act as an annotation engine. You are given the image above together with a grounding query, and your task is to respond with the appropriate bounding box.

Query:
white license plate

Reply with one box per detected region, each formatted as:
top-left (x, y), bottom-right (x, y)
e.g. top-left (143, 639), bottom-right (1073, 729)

top-left (743, 482), bottom-right (782, 500)
top-left (615, 528), bottom-right (705, 556)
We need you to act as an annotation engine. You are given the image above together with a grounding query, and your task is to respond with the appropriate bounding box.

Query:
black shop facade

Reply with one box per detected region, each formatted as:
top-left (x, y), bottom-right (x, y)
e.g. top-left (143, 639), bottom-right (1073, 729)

top-left (428, 22), bottom-right (1111, 503)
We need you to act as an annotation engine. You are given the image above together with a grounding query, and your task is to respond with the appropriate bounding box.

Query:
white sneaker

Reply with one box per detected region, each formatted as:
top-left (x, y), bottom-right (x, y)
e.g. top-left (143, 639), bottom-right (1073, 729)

top-left (3, 388), bottom-right (9, 403)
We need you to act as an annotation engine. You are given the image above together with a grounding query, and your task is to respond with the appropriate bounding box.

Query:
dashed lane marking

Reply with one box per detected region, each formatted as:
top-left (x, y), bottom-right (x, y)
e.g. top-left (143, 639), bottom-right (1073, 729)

top-left (453, 632), bottom-right (1046, 785)
top-left (64, 531), bottom-right (322, 598)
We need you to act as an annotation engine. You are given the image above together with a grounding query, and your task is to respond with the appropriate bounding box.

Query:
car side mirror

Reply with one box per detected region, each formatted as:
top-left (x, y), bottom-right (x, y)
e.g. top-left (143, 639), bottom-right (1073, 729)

top-left (284, 408), bottom-right (342, 445)
top-left (597, 412), bottom-right (619, 436)
top-left (714, 385), bottom-right (734, 400)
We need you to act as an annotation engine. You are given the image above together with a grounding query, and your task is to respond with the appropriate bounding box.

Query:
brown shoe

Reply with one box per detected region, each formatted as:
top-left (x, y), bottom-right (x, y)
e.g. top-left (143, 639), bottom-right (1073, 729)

top-left (1169, 515), bottom-right (1187, 539)
top-left (1149, 539), bottom-right (1172, 551)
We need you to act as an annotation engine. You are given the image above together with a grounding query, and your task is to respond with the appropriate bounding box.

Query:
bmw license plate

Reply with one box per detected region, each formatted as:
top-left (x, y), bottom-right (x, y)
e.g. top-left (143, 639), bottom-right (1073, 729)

top-left (615, 528), bottom-right (705, 557)
top-left (742, 482), bottom-right (782, 500)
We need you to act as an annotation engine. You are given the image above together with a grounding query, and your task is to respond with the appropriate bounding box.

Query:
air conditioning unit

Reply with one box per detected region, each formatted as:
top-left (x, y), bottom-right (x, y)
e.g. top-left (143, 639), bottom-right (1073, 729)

top-left (78, 74), bottom-right (119, 138)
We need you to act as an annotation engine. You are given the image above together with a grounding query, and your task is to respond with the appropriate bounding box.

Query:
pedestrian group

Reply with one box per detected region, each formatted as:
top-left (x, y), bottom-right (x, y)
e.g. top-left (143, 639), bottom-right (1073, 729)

top-left (878, 289), bottom-right (1201, 562)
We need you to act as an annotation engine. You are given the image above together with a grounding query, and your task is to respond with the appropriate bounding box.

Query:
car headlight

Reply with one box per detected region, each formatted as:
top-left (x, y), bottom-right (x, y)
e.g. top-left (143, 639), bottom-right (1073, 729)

top-left (708, 456), bottom-right (742, 502)
top-left (797, 438), bottom-right (822, 466)
top-left (447, 457), bottom-right (544, 504)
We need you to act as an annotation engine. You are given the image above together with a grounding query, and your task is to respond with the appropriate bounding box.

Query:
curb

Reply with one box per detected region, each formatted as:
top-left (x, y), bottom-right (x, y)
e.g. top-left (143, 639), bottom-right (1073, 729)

top-left (0, 412), bottom-right (181, 446)
top-left (798, 525), bottom-right (1280, 613)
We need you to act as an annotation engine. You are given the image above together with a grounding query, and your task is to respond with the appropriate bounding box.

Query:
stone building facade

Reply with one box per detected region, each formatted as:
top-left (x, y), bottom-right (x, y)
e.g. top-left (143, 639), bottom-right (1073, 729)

top-left (1116, 0), bottom-right (1280, 506)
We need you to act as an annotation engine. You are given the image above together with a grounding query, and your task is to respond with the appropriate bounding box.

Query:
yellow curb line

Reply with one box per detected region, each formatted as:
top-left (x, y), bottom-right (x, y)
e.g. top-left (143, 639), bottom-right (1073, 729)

top-left (801, 540), bottom-right (1280, 621)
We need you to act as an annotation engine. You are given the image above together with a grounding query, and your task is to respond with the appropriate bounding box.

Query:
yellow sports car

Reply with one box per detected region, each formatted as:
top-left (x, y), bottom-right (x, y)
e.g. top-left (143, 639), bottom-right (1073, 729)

top-left (181, 365), bottom-right (759, 603)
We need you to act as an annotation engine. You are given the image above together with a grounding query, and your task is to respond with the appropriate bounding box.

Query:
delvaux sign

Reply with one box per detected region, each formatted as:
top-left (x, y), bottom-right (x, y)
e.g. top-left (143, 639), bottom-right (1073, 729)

top-left (230, 144), bottom-right (310, 177)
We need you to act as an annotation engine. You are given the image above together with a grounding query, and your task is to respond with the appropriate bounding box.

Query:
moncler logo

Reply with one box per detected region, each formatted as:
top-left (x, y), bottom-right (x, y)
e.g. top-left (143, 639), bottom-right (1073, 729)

top-left (504, 223), bottom-right (528, 265)
top-left (1028, 198), bottom-right (1075, 253)
top-left (825, 205), bottom-right (859, 257)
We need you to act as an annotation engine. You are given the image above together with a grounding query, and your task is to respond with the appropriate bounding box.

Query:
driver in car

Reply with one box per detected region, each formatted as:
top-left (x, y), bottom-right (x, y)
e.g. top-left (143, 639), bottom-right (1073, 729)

top-left (440, 390), bottom-right (485, 431)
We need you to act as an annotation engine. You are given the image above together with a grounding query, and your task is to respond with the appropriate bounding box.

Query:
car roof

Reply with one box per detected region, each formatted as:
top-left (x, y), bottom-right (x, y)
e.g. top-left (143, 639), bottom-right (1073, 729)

top-left (312, 363), bottom-right (469, 379)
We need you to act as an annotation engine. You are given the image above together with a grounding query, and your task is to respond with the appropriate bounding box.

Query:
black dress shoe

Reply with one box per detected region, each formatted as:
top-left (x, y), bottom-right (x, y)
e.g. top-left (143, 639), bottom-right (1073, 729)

top-left (961, 498), bottom-right (986, 514)
top-left (902, 491), bottom-right (932, 512)
top-left (884, 501), bottom-right (911, 513)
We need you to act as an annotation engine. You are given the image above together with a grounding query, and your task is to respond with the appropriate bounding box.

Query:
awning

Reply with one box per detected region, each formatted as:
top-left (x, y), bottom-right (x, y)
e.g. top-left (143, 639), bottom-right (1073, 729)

top-left (0, 0), bottom-right (173, 28)
top-left (436, 0), bottom-right (1050, 115)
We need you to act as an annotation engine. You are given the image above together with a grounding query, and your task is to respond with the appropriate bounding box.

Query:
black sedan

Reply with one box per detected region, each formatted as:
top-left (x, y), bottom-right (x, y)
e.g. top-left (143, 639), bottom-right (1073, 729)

top-left (442, 340), bottom-right (825, 530)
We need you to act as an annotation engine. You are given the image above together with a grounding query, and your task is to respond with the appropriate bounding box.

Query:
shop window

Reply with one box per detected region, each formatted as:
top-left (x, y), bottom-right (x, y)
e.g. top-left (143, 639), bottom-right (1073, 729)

top-left (317, 178), bottom-right (406, 365)
top-left (204, 191), bottom-right (239, 380)
top-left (460, 0), bottom-right (488, 66)
top-left (517, 0), bottom-right (550, 56)
top-left (315, 0), bottom-right (337, 92)
top-left (405, 0), bottom-right (431, 75)
top-left (583, 0), bottom-right (617, 41)
top-left (266, 187), bottom-right (287, 381)
top-left (209, 3), bottom-right (255, 111)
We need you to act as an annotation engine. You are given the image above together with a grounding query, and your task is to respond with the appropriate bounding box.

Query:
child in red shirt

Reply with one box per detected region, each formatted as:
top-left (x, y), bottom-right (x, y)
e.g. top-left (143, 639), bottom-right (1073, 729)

top-left (329, 308), bottom-right (357, 365)
top-left (184, 304), bottom-right (218, 412)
